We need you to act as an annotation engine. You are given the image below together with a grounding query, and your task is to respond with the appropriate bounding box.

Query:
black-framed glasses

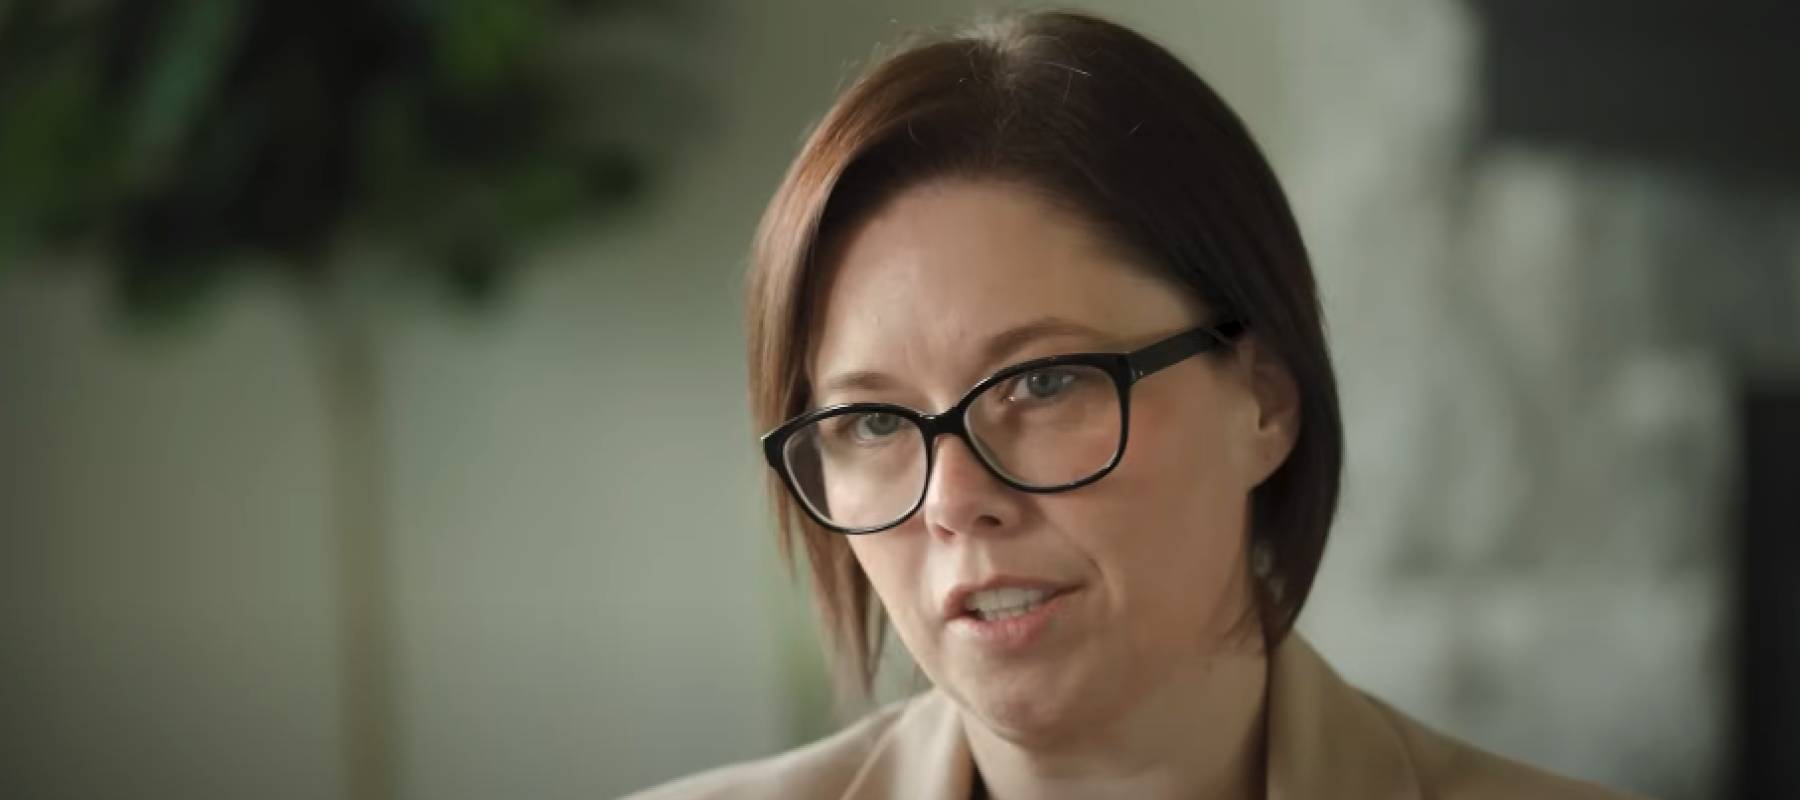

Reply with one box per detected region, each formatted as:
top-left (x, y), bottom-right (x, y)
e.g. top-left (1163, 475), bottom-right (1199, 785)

top-left (761, 321), bottom-right (1245, 534)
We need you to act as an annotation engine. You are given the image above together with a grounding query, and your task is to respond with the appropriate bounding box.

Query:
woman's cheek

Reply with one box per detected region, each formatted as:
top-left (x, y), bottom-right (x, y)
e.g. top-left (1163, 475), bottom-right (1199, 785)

top-left (849, 537), bottom-right (931, 639)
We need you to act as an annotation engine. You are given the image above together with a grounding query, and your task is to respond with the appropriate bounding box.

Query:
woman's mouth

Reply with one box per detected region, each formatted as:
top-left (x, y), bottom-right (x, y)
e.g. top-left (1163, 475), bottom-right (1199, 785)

top-left (963, 586), bottom-right (1058, 621)
top-left (947, 584), bottom-right (1078, 652)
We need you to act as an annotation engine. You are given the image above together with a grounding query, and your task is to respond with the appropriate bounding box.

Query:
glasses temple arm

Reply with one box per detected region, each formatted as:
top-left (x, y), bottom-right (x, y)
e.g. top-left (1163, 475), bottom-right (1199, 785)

top-left (1127, 320), bottom-right (1246, 381)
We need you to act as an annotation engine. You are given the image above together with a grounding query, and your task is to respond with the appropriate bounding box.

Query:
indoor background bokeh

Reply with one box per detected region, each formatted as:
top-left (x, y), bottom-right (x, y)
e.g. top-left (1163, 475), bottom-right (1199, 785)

top-left (3, 1), bottom-right (1796, 798)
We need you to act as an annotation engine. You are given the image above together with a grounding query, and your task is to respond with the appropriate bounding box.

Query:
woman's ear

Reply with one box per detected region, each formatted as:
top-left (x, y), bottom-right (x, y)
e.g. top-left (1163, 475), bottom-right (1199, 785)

top-left (1235, 335), bottom-right (1301, 487)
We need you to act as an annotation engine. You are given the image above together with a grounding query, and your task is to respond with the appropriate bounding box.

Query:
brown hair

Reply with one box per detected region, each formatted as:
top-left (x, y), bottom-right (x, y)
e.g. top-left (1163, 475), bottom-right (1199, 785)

top-left (746, 10), bottom-right (1342, 699)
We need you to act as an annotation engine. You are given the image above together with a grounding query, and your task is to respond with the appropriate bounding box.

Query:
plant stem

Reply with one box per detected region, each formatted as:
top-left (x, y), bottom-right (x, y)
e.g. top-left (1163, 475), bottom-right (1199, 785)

top-left (305, 275), bottom-right (397, 800)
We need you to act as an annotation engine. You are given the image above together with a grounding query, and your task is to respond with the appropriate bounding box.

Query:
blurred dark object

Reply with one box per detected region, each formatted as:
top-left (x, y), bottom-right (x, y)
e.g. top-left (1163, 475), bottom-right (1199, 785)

top-left (1738, 380), bottom-right (1800, 799)
top-left (0, 0), bottom-right (705, 316)
top-left (1470, 0), bottom-right (1800, 186)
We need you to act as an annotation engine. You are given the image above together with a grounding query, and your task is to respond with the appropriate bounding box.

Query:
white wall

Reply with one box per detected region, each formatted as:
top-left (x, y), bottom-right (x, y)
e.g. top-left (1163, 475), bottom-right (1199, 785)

top-left (0, 269), bottom-right (343, 799)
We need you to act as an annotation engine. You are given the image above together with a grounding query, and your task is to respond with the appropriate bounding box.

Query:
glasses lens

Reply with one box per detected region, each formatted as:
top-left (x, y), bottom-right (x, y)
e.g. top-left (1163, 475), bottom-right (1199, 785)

top-left (967, 364), bottom-right (1122, 487)
top-left (782, 409), bottom-right (927, 531)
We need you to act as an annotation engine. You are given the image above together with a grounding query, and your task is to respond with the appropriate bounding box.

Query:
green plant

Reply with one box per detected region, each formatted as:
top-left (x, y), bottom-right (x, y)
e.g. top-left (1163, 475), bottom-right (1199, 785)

top-left (1, 0), bottom-right (703, 311)
top-left (1, 3), bottom-right (707, 798)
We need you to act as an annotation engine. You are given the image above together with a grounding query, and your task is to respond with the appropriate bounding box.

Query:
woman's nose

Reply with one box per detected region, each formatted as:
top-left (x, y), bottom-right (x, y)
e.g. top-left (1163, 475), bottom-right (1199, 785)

top-left (919, 435), bottom-right (1023, 540)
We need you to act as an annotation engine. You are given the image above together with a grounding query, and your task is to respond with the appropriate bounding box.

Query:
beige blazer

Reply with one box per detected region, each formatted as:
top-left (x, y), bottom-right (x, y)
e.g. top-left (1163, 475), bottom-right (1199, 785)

top-left (626, 635), bottom-right (1633, 799)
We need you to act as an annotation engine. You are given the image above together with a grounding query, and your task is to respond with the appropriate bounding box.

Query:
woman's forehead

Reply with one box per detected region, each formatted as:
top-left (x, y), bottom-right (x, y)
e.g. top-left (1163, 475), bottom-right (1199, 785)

top-left (805, 181), bottom-right (1196, 389)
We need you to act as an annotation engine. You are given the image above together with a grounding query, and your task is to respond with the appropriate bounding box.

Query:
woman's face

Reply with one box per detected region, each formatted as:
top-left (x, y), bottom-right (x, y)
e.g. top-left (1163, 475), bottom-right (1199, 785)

top-left (808, 179), bottom-right (1296, 744)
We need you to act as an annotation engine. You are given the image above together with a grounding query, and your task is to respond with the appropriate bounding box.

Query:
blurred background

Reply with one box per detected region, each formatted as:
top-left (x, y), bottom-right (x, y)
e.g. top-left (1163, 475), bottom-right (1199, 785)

top-left (2, 1), bottom-right (1796, 798)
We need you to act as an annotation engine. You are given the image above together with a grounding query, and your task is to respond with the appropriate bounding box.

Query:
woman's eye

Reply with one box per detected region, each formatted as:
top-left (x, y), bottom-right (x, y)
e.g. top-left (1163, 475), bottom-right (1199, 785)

top-left (852, 412), bottom-right (904, 441)
top-left (1011, 368), bottom-right (1077, 401)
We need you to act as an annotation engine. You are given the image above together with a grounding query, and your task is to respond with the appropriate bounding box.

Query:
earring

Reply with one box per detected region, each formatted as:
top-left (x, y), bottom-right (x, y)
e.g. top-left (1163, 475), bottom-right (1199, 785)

top-left (1251, 538), bottom-right (1284, 603)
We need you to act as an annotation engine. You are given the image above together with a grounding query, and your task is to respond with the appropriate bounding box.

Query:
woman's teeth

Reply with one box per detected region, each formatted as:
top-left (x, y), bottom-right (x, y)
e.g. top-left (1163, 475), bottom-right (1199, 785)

top-left (964, 587), bottom-right (1052, 621)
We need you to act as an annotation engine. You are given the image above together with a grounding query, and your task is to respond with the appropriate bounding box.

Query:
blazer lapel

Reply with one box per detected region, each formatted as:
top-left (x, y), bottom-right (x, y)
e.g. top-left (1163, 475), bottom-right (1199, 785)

top-left (840, 690), bottom-right (974, 800)
top-left (1265, 634), bottom-right (1425, 800)
top-left (834, 634), bottom-right (1422, 800)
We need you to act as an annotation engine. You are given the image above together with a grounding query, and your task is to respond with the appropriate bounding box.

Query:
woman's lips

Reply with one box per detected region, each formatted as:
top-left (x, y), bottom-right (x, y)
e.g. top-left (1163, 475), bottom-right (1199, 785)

top-left (945, 586), bottom-right (1078, 653)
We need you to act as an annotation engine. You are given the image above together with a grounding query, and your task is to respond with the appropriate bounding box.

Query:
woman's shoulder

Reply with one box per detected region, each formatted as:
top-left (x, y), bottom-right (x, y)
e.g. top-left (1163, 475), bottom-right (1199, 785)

top-left (1362, 693), bottom-right (1636, 800)
top-left (620, 693), bottom-right (935, 800)
top-left (1270, 634), bottom-right (1639, 799)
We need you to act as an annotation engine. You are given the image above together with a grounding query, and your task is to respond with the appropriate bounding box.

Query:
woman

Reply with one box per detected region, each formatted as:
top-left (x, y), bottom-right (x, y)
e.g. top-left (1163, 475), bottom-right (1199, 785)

top-left (632, 10), bottom-right (1628, 800)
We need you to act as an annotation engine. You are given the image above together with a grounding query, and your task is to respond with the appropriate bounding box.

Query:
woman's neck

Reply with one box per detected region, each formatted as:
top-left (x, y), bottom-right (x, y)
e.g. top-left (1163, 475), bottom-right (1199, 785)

top-left (960, 646), bottom-right (1269, 800)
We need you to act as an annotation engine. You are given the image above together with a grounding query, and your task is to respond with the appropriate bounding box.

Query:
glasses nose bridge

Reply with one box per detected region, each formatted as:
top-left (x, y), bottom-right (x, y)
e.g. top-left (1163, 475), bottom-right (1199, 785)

top-left (914, 396), bottom-right (1005, 486)
top-left (916, 378), bottom-right (987, 445)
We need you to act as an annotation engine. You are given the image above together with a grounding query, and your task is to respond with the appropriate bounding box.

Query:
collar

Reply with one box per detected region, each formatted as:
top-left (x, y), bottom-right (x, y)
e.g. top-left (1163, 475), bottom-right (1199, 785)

top-left (1264, 634), bottom-right (1424, 800)
top-left (837, 634), bottom-right (1424, 800)
top-left (839, 688), bottom-right (973, 799)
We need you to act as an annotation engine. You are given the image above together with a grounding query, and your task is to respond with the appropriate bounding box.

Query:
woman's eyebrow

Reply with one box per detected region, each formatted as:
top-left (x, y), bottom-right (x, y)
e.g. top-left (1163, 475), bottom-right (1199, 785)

top-left (978, 316), bottom-right (1111, 367)
top-left (815, 317), bottom-right (1110, 400)
top-left (816, 369), bottom-right (895, 397)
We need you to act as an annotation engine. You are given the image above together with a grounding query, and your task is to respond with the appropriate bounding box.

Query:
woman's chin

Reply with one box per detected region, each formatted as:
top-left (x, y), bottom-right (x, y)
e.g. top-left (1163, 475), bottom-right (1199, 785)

top-left (947, 664), bottom-right (1101, 747)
